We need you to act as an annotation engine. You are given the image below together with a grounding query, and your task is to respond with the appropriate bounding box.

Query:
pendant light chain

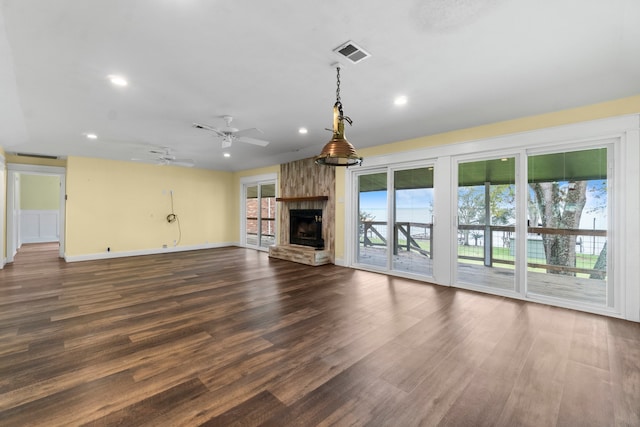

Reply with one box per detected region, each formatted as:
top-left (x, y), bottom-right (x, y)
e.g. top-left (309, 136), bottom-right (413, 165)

top-left (335, 66), bottom-right (341, 104)
top-left (334, 66), bottom-right (351, 125)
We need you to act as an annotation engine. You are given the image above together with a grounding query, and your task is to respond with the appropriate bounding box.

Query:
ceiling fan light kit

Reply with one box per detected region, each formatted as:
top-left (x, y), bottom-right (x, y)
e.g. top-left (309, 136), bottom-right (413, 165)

top-left (315, 64), bottom-right (363, 167)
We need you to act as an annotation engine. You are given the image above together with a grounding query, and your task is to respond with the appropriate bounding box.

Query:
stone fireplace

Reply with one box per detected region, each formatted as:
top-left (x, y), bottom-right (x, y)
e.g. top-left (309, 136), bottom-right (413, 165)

top-left (267, 157), bottom-right (335, 266)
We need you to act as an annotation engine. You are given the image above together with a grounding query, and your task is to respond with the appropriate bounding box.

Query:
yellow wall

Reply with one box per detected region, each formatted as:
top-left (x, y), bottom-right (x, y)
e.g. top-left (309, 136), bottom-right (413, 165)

top-left (20, 174), bottom-right (60, 210)
top-left (65, 156), bottom-right (234, 256)
top-left (332, 94), bottom-right (640, 260)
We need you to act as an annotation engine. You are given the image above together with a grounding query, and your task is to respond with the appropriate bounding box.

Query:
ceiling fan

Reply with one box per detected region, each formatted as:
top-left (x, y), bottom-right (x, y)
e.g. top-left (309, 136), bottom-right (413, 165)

top-left (192, 115), bottom-right (270, 149)
top-left (132, 147), bottom-right (195, 167)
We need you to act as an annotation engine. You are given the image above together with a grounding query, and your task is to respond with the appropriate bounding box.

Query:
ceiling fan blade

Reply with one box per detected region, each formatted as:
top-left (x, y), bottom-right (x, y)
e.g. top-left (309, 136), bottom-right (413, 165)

top-left (192, 122), bottom-right (226, 137)
top-left (148, 149), bottom-right (169, 155)
top-left (234, 127), bottom-right (263, 138)
top-left (237, 136), bottom-right (270, 147)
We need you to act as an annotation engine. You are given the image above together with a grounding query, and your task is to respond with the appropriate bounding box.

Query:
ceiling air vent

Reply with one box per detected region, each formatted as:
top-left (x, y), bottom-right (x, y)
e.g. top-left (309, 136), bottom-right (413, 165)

top-left (333, 40), bottom-right (371, 64)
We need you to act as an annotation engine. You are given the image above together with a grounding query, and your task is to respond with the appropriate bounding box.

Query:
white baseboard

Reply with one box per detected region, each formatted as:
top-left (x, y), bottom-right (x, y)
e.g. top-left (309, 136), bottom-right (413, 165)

top-left (64, 242), bottom-right (236, 263)
top-left (333, 257), bottom-right (346, 267)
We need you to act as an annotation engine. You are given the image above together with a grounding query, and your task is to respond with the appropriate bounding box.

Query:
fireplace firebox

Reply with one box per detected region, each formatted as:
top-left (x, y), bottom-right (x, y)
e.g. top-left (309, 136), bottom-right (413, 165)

top-left (289, 209), bottom-right (324, 249)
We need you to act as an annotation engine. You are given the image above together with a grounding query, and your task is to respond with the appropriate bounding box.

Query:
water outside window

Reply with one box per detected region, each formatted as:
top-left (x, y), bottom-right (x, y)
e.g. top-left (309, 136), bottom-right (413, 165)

top-left (357, 171), bottom-right (388, 269)
top-left (392, 167), bottom-right (434, 276)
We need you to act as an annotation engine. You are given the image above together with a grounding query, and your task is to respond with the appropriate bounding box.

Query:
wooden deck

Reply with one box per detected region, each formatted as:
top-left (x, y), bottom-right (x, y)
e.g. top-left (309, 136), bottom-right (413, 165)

top-left (457, 263), bottom-right (607, 305)
top-left (358, 246), bottom-right (607, 306)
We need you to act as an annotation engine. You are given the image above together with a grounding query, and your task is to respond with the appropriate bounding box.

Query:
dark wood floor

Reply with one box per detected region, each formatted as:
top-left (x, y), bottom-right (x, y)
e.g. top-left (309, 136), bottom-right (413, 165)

top-left (1, 243), bottom-right (639, 426)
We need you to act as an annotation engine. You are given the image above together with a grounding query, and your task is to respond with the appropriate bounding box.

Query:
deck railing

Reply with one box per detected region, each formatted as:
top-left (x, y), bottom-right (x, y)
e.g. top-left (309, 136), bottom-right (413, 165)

top-left (360, 221), bottom-right (606, 277)
top-left (361, 221), bottom-right (433, 258)
top-left (457, 224), bottom-right (606, 277)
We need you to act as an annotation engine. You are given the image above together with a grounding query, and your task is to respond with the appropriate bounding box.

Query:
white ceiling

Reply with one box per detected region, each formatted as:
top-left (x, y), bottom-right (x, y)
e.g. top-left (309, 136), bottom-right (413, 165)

top-left (1, 0), bottom-right (639, 171)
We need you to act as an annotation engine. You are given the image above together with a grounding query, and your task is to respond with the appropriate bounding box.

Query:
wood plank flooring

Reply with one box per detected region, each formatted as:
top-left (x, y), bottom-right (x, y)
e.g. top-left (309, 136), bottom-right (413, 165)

top-left (0, 243), bottom-right (638, 426)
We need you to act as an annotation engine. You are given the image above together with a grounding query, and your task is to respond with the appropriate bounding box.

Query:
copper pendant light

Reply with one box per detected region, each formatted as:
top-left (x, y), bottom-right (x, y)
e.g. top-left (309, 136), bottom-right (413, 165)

top-left (315, 65), bottom-right (363, 167)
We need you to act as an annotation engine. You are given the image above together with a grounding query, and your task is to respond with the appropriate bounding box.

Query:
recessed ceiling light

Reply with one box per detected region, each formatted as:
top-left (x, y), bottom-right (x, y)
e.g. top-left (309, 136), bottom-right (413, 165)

top-left (86, 133), bottom-right (97, 139)
top-left (394, 95), bottom-right (408, 106)
top-left (298, 127), bottom-right (308, 134)
top-left (223, 153), bottom-right (231, 158)
top-left (108, 75), bottom-right (128, 87)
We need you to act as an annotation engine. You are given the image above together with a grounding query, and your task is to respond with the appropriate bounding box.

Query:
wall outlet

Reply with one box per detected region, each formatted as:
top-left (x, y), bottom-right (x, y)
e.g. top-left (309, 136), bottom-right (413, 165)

top-left (173, 240), bottom-right (177, 246)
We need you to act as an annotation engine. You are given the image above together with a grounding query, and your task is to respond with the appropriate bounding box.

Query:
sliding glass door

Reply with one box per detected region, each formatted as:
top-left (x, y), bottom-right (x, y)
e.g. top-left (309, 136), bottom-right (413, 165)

top-left (526, 147), bottom-right (609, 306)
top-left (355, 165), bottom-right (435, 278)
top-left (452, 146), bottom-right (612, 307)
top-left (345, 116), bottom-right (631, 318)
top-left (244, 181), bottom-right (276, 249)
top-left (456, 157), bottom-right (516, 291)
top-left (392, 167), bottom-right (434, 276)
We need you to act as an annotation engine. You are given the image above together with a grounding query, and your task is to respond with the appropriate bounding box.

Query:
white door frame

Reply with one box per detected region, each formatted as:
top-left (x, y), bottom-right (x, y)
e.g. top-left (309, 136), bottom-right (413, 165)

top-left (6, 163), bottom-right (66, 261)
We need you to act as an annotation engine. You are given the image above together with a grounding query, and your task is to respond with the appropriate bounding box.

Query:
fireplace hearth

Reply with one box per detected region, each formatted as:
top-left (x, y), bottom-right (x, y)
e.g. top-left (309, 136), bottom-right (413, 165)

top-left (289, 209), bottom-right (324, 249)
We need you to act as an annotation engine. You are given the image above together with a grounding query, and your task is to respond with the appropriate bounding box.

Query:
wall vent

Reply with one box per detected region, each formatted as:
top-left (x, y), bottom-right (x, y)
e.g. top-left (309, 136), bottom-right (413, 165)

top-left (333, 40), bottom-right (371, 64)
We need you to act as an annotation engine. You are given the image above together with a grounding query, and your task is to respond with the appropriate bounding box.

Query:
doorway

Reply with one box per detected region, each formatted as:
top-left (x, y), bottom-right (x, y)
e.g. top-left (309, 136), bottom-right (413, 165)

top-left (6, 164), bottom-right (66, 262)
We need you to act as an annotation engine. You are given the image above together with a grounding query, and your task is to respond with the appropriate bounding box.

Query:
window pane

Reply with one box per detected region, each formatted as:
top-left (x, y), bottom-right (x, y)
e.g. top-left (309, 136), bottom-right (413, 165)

top-left (260, 184), bottom-right (276, 247)
top-left (357, 172), bottom-right (388, 268)
top-left (245, 185), bottom-right (259, 246)
top-left (393, 167), bottom-right (434, 276)
top-left (527, 148), bottom-right (608, 306)
top-left (457, 157), bottom-right (516, 291)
